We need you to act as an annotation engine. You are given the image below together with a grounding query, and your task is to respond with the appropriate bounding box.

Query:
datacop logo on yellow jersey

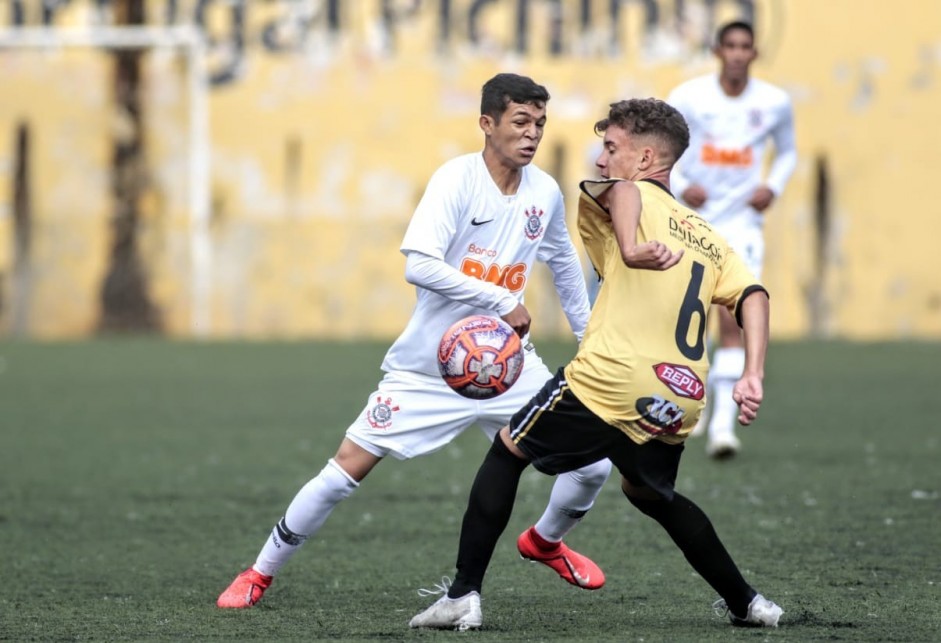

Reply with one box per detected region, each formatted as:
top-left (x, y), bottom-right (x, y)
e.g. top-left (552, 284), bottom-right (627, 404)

top-left (668, 217), bottom-right (722, 265)
top-left (460, 246), bottom-right (527, 292)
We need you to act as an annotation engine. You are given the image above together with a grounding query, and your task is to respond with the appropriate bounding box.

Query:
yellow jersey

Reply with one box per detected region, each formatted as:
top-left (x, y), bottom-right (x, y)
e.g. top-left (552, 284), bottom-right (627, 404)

top-left (564, 179), bottom-right (766, 445)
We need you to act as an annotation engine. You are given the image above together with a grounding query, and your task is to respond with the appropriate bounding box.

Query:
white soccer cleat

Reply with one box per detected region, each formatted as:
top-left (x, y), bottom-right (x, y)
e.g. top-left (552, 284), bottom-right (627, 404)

top-left (714, 593), bottom-right (783, 627)
top-left (409, 592), bottom-right (482, 631)
top-left (706, 433), bottom-right (741, 460)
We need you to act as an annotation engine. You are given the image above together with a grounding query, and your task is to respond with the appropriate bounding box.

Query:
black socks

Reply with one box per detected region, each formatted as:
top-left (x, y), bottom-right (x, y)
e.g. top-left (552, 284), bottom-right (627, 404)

top-left (448, 436), bottom-right (529, 598)
top-left (627, 491), bottom-right (756, 617)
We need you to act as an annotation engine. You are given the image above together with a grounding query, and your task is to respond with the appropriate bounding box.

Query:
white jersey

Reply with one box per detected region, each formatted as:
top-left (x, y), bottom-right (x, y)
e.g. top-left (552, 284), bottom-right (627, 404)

top-left (668, 75), bottom-right (797, 230)
top-left (381, 152), bottom-right (590, 377)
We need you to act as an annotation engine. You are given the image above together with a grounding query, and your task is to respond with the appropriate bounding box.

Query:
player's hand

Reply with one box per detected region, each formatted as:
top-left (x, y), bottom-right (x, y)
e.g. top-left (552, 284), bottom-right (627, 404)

top-left (624, 241), bottom-right (684, 271)
top-left (682, 185), bottom-right (708, 208)
top-left (748, 186), bottom-right (775, 212)
top-left (501, 303), bottom-right (531, 338)
top-left (732, 373), bottom-right (764, 425)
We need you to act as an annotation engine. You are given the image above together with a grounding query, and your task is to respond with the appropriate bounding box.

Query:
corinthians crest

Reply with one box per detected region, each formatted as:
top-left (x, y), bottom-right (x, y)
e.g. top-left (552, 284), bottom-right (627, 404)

top-left (523, 205), bottom-right (545, 240)
top-left (366, 395), bottom-right (400, 429)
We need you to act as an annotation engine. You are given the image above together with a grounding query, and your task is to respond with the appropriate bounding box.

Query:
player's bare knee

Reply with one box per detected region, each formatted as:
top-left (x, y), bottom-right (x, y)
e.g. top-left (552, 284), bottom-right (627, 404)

top-left (333, 439), bottom-right (382, 482)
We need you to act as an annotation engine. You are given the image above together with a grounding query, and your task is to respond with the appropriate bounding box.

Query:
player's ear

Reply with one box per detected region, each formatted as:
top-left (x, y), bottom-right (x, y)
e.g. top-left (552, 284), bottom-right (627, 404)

top-left (479, 114), bottom-right (493, 135)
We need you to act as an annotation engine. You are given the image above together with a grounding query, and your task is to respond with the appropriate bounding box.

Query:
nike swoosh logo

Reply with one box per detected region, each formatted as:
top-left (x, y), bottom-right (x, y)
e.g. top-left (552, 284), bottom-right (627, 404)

top-left (471, 217), bottom-right (494, 226)
top-left (563, 555), bottom-right (591, 587)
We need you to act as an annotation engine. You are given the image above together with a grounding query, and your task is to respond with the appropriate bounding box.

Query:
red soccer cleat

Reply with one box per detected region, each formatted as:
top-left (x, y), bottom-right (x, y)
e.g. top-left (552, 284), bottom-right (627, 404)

top-left (517, 526), bottom-right (605, 590)
top-left (216, 567), bottom-right (273, 608)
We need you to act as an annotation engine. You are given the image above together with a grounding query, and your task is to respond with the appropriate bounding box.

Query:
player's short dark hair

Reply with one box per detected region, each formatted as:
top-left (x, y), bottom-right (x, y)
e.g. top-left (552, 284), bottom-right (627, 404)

top-left (480, 73), bottom-right (550, 122)
top-left (594, 98), bottom-right (689, 164)
top-left (715, 20), bottom-right (754, 47)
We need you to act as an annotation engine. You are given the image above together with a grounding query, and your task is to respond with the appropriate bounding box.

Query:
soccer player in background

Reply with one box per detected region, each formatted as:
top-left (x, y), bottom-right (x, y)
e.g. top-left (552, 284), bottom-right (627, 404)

top-left (217, 73), bottom-right (612, 608)
top-left (667, 20), bottom-right (796, 458)
top-left (410, 98), bottom-right (782, 631)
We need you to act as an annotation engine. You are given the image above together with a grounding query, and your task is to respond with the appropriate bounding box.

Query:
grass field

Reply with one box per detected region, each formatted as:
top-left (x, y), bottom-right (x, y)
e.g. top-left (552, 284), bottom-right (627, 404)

top-left (1, 338), bottom-right (939, 641)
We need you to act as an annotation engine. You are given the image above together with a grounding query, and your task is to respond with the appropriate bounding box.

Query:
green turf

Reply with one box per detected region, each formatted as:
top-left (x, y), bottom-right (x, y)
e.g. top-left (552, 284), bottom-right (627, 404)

top-left (0, 339), bottom-right (938, 641)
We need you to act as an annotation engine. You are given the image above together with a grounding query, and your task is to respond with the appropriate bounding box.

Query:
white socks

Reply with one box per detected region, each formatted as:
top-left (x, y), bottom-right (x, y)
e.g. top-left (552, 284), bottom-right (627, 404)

top-left (254, 458), bottom-right (358, 577)
top-left (708, 347), bottom-right (745, 438)
top-left (533, 459), bottom-right (611, 542)
top-left (251, 454), bottom-right (610, 576)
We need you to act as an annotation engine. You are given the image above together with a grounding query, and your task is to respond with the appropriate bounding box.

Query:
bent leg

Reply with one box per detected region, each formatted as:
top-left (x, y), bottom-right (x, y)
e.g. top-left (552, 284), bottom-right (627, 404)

top-left (519, 458), bottom-right (609, 589)
top-left (217, 444), bottom-right (367, 608)
top-left (222, 371), bottom-right (478, 608)
top-left (254, 439), bottom-right (374, 576)
top-left (622, 477), bottom-right (755, 617)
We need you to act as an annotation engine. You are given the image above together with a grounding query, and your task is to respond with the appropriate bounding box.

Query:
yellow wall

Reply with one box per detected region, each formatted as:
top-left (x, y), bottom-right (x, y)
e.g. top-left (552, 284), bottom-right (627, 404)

top-left (0, 0), bottom-right (939, 339)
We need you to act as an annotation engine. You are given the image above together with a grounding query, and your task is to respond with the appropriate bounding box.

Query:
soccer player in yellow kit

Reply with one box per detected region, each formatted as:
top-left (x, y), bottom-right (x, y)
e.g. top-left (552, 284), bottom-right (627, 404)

top-left (410, 98), bottom-right (782, 631)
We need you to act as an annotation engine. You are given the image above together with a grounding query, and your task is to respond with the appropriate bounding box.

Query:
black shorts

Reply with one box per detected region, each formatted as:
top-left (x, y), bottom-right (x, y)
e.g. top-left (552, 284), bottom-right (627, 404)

top-left (508, 368), bottom-right (684, 500)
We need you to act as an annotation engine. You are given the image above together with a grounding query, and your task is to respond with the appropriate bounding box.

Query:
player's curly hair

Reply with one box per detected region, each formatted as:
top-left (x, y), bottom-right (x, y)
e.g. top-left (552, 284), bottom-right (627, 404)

top-left (594, 98), bottom-right (690, 164)
top-left (481, 73), bottom-right (550, 122)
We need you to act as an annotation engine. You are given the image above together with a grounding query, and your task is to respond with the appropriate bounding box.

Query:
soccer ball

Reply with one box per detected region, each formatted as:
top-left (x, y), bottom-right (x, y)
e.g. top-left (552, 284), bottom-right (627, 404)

top-left (437, 315), bottom-right (524, 399)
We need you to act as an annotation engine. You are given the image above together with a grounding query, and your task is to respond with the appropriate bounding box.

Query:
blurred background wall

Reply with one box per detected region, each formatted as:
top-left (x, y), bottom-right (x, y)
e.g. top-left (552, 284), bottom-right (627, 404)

top-left (0, 0), bottom-right (938, 340)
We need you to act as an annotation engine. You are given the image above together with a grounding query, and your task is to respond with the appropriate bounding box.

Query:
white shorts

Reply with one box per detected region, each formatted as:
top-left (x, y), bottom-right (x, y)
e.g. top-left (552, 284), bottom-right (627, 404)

top-left (714, 220), bottom-right (765, 279)
top-left (346, 345), bottom-right (554, 460)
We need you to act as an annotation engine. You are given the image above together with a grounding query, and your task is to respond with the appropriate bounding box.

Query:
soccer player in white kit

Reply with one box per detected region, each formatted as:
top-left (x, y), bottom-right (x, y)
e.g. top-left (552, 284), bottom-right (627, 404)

top-left (217, 73), bottom-right (612, 609)
top-left (667, 21), bottom-right (796, 459)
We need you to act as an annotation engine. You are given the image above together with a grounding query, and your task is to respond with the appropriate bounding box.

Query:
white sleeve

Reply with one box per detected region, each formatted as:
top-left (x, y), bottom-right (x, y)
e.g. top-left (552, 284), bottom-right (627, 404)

top-left (544, 252), bottom-right (591, 341)
top-left (404, 251), bottom-right (519, 316)
top-left (400, 164), bottom-right (460, 260)
top-left (766, 98), bottom-right (798, 196)
top-left (666, 85), bottom-right (694, 197)
top-left (536, 193), bottom-right (592, 340)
